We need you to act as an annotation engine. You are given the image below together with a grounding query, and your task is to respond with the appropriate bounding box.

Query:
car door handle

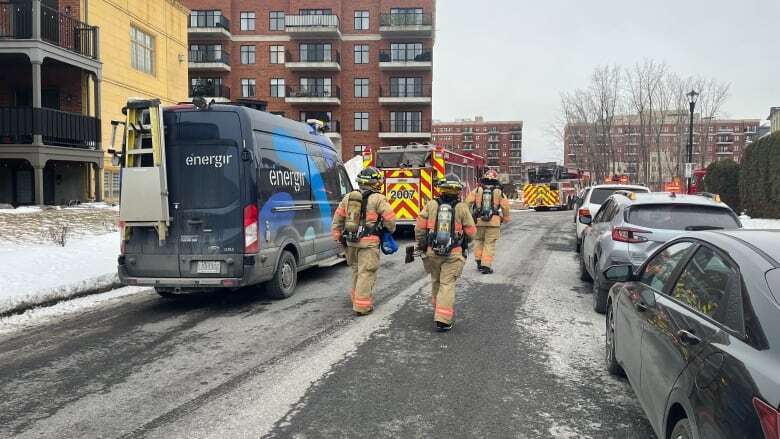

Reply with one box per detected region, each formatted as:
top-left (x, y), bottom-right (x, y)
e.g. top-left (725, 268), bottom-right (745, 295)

top-left (677, 330), bottom-right (702, 345)
top-left (634, 301), bottom-right (648, 312)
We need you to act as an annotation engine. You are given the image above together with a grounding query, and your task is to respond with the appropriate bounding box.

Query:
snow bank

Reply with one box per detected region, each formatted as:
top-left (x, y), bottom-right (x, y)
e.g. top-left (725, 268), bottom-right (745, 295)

top-left (740, 217), bottom-right (780, 230)
top-left (0, 233), bottom-right (122, 315)
top-left (0, 206), bottom-right (43, 215)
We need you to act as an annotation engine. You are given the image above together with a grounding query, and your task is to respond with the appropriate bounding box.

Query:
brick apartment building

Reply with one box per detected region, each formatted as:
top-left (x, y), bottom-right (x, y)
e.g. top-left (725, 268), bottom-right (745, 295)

top-left (182, 0), bottom-right (436, 160)
top-left (432, 117), bottom-right (523, 183)
top-left (563, 115), bottom-right (760, 187)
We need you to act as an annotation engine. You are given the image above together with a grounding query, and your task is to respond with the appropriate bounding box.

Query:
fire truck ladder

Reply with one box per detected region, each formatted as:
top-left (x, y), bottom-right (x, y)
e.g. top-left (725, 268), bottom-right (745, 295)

top-left (114, 98), bottom-right (171, 242)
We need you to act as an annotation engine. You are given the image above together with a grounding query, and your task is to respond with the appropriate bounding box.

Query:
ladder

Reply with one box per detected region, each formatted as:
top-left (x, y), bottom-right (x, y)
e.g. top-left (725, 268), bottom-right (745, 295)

top-left (113, 98), bottom-right (171, 242)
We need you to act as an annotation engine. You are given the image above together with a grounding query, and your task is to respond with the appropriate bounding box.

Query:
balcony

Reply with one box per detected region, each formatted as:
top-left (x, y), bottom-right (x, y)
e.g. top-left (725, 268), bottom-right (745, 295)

top-left (324, 120), bottom-right (341, 139)
top-left (188, 48), bottom-right (230, 72)
top-left (378, 84), bottom-right (432, 105)
top-left (285, 14), bottom-right (340, 39)
top-left (188, 82), bottom-right (230, 103)
top-left (379, 12), bottom-right (433, 36)
top-left (378, 120), bottom-right (431, 139)
top-left (285, 85), bottom-right (341, 105)
top-left (0, 0), bottom-right (99, 62)
top-left (0, 107), bottom-right (100, 148)
top-left (285, 49), bottom-right (340, 71)
top-left (379, 49), bottom-right (432, 71)
top-left (188, 12), bottom-right (230, 40)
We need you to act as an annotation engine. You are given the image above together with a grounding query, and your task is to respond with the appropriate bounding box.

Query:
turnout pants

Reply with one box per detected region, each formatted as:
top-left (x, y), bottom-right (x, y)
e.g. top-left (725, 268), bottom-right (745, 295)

top-left (427, 254), bottom-right (466, 325)
top-left (474, 226), bottom-right (501, 268)
top-left (345, 246), bottom-right (380, 313)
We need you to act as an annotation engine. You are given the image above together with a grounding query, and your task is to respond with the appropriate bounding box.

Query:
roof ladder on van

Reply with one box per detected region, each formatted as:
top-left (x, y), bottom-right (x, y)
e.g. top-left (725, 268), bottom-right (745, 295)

top-left (115, 98), bottom-right (171, 243)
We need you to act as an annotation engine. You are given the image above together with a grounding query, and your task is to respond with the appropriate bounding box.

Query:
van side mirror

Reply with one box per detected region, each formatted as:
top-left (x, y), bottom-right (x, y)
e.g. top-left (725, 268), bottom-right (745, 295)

top-left (604, 265), bottom-right (635, 282)
top-left (579, 215), bottom-right (592, 225)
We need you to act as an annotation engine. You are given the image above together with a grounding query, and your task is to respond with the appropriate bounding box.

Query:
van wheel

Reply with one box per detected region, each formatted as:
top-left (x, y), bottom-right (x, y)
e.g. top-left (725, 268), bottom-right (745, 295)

top-left (266, 251), bottom-right (297, 299)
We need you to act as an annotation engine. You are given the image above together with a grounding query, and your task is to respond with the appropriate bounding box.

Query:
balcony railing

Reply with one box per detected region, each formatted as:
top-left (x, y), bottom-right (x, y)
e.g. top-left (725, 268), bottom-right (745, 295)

top-left (189, 48), bottom-right (230, 64)
top-left (285, 14), bottom-right (339, 28)
top-left (285, 49), bottom-right (340, 63)
top-left (379, 49), bottom-right (432, 63)
top-left (189, 12), bottom-right (229, 31)
top-left (0, 107), bottom-right (100, 148)
top-left (0, 0), bottom-right (99, 59)
top-left (287, 85), bottom-right (340, 98)
top-left (380, 84), bottom-right (432, 98)
top-left (380, 12), bottom-right (433, 27)
top-left (189, 82), bottom-right (230, 99)
top-left (380, 119), bottom-right (431, 133)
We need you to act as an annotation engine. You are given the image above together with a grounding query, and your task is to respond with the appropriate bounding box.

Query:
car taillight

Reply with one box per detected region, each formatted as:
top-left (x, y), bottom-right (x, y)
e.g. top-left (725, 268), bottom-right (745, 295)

top-left (612, 227), bottom-right (650, 243)
top-left (244, 204), bottom-right (259, 254)
top-left (753, 397), bottom-right (780, 439)
top-left (579, 208), bottom-right (591, 218)
top-left (118, 220), bottom-right (126, 255)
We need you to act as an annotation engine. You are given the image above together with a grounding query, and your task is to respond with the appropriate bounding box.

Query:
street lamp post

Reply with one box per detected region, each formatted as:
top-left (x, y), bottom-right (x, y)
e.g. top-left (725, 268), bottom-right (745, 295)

top-left (686, 89), bottom-right (699, 194)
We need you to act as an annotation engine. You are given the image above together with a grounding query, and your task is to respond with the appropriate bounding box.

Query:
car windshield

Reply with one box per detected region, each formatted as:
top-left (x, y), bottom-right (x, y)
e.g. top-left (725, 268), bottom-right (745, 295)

top-left (375, 150), bottom-right (430, 168)
top-left (628, 204), bottom-right (740, 230)
top-left (590, 187), bottom-right (647, 205)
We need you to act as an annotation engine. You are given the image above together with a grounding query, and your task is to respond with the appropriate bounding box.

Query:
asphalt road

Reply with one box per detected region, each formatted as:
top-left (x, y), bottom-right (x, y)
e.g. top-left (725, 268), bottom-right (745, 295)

top-left (0, 210), bottom-right (655, 438)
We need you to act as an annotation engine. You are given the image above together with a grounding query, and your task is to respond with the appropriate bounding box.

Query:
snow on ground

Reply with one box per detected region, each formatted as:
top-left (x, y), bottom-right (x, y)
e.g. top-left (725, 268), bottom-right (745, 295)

top-left (740, 216), bottom-right (780, 230)
top-left (0, 203), bottom-right (119, 246)
top-left (0, 232), bottom-right (121, 315)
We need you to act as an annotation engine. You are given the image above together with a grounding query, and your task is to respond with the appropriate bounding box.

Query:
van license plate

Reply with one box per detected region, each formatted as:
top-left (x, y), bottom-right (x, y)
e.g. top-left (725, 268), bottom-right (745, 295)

top-left (197, 261), bottom-right (221, 274)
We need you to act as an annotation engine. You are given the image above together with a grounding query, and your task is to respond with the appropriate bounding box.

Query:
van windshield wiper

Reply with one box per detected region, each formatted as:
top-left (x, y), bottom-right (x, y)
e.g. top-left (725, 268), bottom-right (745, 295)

top-left (685, 225), bottom-right (725, 231)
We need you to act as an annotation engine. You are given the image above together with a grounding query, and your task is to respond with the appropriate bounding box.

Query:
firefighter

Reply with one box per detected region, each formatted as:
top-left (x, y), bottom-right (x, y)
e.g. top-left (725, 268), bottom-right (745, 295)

top-left (331, 167), bottom-right (396, 316)
top-left (415, 174), bottom-right (477, 332)
top-left (466, 170), bottom-right (510, 274)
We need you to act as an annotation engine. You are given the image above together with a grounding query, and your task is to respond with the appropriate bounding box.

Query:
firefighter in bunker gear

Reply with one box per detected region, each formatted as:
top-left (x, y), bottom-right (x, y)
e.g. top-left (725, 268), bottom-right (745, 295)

top-left (415, 174), bottom-right (477, 331)
top-left (332, 167), bottom-right (396, 315)
top-left (466, 169), bottom-right (510, 274)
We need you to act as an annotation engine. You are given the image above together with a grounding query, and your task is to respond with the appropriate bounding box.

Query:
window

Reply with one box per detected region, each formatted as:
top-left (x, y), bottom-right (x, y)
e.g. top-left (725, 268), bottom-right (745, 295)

top-left (270, 45), bottom-right (285, 64)
top-left (300, 43), bottom-right (332, 62)
top-left (390, 7), bottom-right (424, 25)
top-left (240, 45), bottom-right (255, 64)
top-left (390, 42), bottom-right (423, 61)
top-left (299, 9), bottom-right (332, 15)
top-left (190, 77), bottom-right (223, 96)
top-left (300, 78), bottom-right (332, 97)
top-left (189, 44), bottom-right (224, 63)
top-left (354, 112), bottom-right (369, 131)
top-left (353, 145), bottom-right (367, 156)
top-left (354, 44), bottom-right (369, 64)
top-left (270, 78), bottom-right (285, 98)
top-left (240, 11), bottom-right (256, 31)
top-left (627, 205), bottom-right (740, 231)
top-left (354, 78), bottom-right (369, 98)
top-left (190, 10), bottom-right (222, 28)
top-left (640, 242), bottom-right (694, 292)
top-left (389, 77), bottom-right (422, 97)
top-left (269, 11), bottom-right (285, 30)
top-left (672, 246), bottom-right (741, 328)
top-left (354, 10), bottom-right (369, 30)
top-left (130, 26), bottom-right (155, 74)
top-left (241, 78), bottom-right (256, 98)
top-left (389, 111), bottom-right (422, 132)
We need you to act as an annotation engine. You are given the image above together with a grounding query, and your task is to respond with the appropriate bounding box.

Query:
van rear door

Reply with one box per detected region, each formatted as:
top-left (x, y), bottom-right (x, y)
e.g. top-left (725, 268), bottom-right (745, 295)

top-left (166, 110), bottom-right (245, 279)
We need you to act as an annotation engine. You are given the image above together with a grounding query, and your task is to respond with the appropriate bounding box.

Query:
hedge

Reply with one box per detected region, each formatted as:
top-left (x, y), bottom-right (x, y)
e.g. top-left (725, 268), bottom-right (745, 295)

top-left (739, 132), bottom-right (780, 219)
top-left (703, 159), bottom-right (741, 213)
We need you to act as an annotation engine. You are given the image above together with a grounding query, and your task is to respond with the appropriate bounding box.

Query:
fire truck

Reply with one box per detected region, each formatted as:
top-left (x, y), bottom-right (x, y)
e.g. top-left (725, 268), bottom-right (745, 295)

top-left (523, 166), bottom-right (584, 210)
top-left (362, 144), bottom-right (486, 227)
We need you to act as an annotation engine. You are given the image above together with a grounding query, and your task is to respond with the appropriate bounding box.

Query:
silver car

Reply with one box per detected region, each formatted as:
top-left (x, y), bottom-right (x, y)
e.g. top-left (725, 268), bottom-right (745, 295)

top-left (579, 192), bottom-right (742, 313)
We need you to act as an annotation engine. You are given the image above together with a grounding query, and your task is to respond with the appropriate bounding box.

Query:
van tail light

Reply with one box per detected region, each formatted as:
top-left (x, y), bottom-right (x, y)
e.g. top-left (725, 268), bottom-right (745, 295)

top-left (612, 227), bottom-right (651, 243)
top-left (578, 208), bottom-right (591, 218)
top-left (244, 204), bottom-right (259, 254)
top-left (753, 397), bottom-right (780, 439)
top-left (118, 220), bottom-right (126, 255)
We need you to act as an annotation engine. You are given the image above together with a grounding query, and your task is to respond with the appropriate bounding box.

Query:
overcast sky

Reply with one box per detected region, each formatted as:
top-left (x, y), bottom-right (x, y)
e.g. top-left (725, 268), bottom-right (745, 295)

top-left (432, 0), bottom-right (779, 162)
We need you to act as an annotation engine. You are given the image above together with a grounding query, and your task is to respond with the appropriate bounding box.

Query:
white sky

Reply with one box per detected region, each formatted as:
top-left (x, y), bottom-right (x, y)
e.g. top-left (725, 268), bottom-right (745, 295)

top-left (432, 0), bottom-right (779, 162)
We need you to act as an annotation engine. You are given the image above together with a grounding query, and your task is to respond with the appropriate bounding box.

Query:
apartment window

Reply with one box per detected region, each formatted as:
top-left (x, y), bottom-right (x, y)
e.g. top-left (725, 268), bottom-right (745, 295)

top-left (300, 77), bottom-right (332, 97)
top-left (354, 145), bottom-right (367, 156)
top-left (390, 8), bottom-right (423, 25)
top-left (389, 111), bottom-right (422, 132)
top-left (190, 77), bottom-right (223, 96)
top-left (354, 112), bottom-right (369, 131)
top-left (270, 79), bottom-right (285, 97)
top-left (301, 43), bottom-right (332, 62)
top-left (270, 45), bottom-right (285, 64)
top-left (190, 10), bottom-right (222, 28)
top-left (354, 44), bottom-right (369, 64)
top-left (240, 45), bottom-right (255, 64)
top-left (390, 77), bottom-right (422, 97)
top-left (130, 26), bottom-right (156, 75)
top-left (390, 42), bottom-right (423, 61)
top-left (270, 11), bottom-right (285, 31)
top-left (354, 10), bottom-right (369, 30)
top-left (300, 9), bottom-right (332, 15)
top-left (354, 78), bottom-right (369, 98)
top-left (240, 12), bottom-right (256, 31)
top-left (241, 79), bottom-right (255, 97)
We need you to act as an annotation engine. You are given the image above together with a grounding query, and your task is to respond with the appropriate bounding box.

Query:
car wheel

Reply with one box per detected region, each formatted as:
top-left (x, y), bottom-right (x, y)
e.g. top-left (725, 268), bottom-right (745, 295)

top-left (670, 418), bottom-right (693, 439)
top-left (605, 303), bottom-right (625, 376)
top-left (266, 250), bottom-right (297, 300)
top-left (576, 237), bottom-right (582, 253)
top-left (592, 270), bottom-right (608, 314)
top-left (579, 252), bottom-right (592, 282)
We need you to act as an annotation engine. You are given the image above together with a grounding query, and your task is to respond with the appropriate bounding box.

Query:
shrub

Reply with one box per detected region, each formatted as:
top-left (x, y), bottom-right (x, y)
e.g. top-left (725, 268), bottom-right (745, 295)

top-left (703, 159), bottom-right (741, 213)
top-left (740, 132), bottom-right (780, 219)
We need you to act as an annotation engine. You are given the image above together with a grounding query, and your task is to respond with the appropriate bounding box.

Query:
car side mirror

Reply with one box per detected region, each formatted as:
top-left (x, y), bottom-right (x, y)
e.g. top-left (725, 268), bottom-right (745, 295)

top-left (604, 265), bottom-right (634, 282)
top-left (579, 215), bottom-right (592, 225)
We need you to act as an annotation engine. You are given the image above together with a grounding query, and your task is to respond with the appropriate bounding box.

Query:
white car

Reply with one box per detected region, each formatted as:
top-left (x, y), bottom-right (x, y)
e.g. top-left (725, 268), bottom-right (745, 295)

top-left (574, 184), bottom-right (650, 252)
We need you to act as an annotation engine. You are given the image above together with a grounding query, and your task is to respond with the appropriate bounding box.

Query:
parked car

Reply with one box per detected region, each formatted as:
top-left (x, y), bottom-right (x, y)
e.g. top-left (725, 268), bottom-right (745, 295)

top-left (574, 184), bottom-right (650, 252)
top-left (580, 192), bottom-right (741, 313)
top-left (603, 230), bottom-right (780, 439)
top-left (118, 104), bottom-right (353, 299)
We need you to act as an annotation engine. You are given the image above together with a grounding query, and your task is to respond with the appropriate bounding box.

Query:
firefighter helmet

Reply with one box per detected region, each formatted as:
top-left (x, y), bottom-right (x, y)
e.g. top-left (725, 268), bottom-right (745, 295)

top-left (357, 167), bottom-right (384, 192)
top-left (482, 169), bottom-right (499, 184)
top-left (435, 174), bottom-right (464, 196)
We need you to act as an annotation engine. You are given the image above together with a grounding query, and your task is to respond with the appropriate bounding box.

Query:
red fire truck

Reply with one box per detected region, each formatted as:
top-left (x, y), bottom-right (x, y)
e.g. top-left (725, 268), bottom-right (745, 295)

top-left (362, 144), bottom-right (486, 227)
